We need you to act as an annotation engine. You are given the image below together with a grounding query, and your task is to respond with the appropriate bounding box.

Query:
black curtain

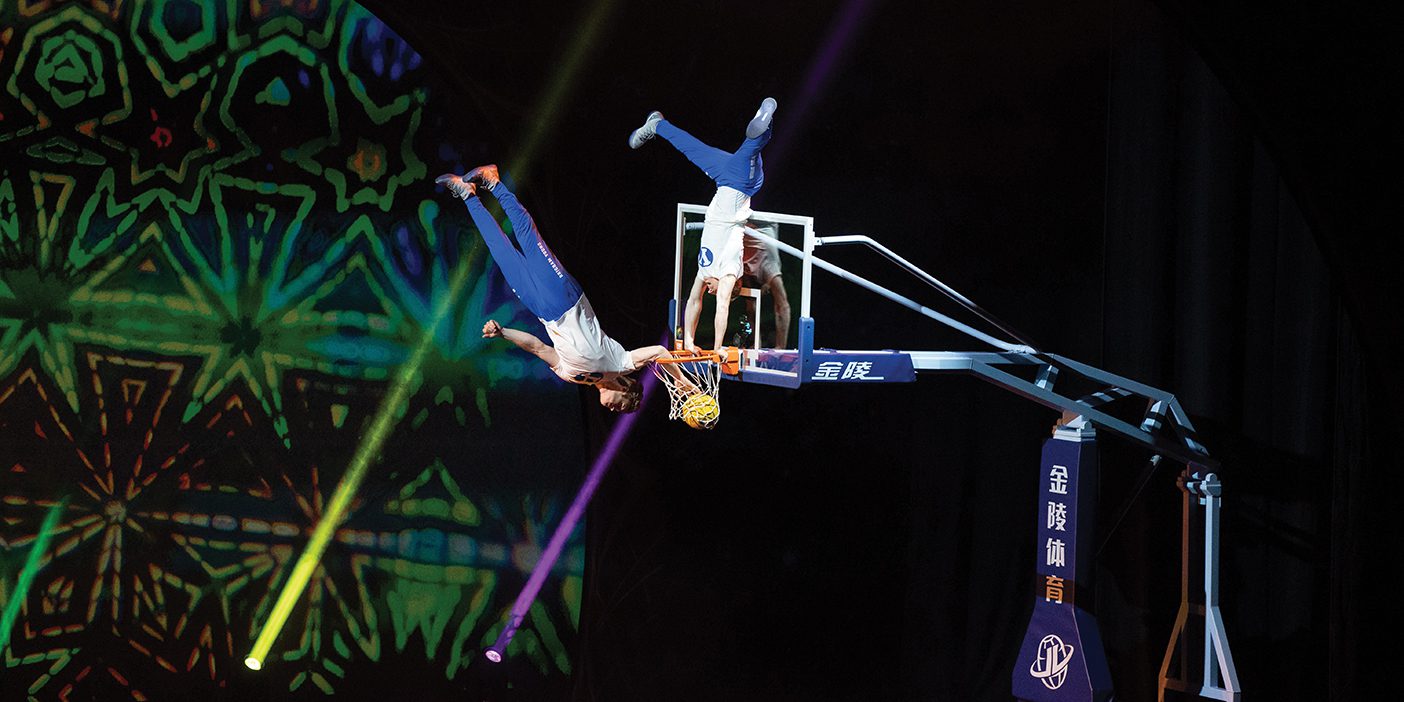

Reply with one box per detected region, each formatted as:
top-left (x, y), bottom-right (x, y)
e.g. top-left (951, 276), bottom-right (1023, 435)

top-left (1135, 1), bottom-right (1399, 698)
top-left (1098, 1), bottom-right (1365, 700)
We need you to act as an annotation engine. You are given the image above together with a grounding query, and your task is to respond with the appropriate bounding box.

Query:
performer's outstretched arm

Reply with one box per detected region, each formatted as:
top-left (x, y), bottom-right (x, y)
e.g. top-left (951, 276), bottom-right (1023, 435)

top-left (683, 275), bottom-right (707, 352)
top-left (628, 344), bottom-right (672, 369)
top-left (629, 344), bottom-right (698, 397)
top-left (483, 319), bottom-right (560, 369)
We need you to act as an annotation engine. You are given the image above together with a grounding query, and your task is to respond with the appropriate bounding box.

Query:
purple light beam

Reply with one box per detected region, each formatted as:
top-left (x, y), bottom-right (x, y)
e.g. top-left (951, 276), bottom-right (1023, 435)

top-left (766, 0), bottom-right (878, 176)
top-left (486, 368), bottom-right (660, 662)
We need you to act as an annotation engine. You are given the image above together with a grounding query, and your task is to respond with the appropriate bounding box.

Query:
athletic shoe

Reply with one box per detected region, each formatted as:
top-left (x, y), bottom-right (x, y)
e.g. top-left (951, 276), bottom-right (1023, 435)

top-left (628, 111), bottom-right (664, 149)
top-left (434, 173), bottom-right (475, 200)
top-left (464, 164), bottom-right (500, 190)
top-left (745, 97), bottom-right (777, 139)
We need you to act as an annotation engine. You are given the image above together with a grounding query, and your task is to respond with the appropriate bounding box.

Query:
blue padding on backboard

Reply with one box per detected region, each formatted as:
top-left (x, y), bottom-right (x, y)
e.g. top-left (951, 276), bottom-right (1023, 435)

top-left (736, 349), bottom-right (802, 387)
top-left (750, 349), bottom-right (801, 374)
top-left (798, 317), bottom-right (816, 379)
top-left (802, 350), bottom-right (916, 383)
top-left (732, 317), bottom-right (916, 386)
top-left (735, 349), bottom-right (915, 385)
top-left (730, 365), bottom-right (802, 388)
top-left (668, 299), bottom-right (679, 345)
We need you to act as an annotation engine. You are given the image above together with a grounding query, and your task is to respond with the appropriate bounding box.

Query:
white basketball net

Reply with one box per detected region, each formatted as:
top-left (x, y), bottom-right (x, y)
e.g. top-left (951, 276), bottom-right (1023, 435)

top-left (651, 353), bottom-right (722, 429)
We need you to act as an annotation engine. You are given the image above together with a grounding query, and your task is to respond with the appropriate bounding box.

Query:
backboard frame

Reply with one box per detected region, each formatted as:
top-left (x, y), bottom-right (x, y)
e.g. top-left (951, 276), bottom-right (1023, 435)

top-left (671, 203), bottom-right (816, 387)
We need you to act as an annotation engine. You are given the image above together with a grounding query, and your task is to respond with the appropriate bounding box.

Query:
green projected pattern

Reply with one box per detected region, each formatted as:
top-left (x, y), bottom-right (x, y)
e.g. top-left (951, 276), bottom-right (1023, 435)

top-left (0, 1), bottom-right (583, 698)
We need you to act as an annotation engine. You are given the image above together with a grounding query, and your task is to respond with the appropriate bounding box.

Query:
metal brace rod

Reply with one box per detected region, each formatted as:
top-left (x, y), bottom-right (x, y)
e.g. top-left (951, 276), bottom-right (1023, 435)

top-left (742, 226), bottom-right (1037, 354)
top-left (903, 351), bottom-right (1217, 468)
top-left (816, 234), bottom-right (1040, 349)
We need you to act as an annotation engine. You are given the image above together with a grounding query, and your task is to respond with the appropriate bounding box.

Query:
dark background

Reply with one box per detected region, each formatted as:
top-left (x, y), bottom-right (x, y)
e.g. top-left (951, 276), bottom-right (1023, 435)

top-left (375, 0), bottom-right (1396, 700)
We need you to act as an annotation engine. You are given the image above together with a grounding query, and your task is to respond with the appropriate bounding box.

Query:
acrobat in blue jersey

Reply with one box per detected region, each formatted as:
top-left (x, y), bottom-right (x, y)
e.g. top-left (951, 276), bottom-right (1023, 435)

top-left (435, 165), bottom-right (674, 413)
top-left (629, 97), bottom-right (777, 350)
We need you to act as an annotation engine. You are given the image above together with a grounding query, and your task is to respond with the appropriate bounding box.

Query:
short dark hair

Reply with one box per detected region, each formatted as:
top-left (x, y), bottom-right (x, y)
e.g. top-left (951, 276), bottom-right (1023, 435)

top-left (618, 376), bottom-right (643, 412)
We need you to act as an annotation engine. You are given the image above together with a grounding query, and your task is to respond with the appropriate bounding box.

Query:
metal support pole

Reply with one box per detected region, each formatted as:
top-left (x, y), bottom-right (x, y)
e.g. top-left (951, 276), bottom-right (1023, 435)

top-left (1159, 470), bottom-right (1241, 701)
top-left (1014, 417), bottom-right (1113, 702)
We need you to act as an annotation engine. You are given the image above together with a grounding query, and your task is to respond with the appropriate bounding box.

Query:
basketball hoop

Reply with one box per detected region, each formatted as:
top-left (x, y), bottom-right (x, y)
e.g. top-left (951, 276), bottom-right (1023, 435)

top-left (651, 348), bottom-right (739, 429)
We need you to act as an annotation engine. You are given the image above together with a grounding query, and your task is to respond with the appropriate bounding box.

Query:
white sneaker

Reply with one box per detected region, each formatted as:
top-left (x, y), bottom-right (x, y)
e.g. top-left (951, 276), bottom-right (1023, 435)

top-left (628, 111), bottom-right (664, 149)
top-left (464, 164), bottom-right (500, 190)
top-left (434, 173), bottom-right (476, 200)
top-left (745, 97), bottom-right (777, 139)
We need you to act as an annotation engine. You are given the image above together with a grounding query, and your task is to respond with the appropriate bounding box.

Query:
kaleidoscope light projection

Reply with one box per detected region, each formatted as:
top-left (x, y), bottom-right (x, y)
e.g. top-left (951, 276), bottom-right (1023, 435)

top-left (1, 1), bottom-right (585, 698)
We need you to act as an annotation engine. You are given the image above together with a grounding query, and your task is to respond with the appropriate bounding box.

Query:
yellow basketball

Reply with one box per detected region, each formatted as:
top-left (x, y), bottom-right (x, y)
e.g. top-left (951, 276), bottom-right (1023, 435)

top-left (681, 393), bottom-right (720, 429)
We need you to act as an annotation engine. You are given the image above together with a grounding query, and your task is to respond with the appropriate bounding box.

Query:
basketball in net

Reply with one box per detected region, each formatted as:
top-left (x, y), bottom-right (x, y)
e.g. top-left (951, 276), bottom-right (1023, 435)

top-left (680, 393), bottom-right (720, 429)
top-left (651, 349), bottom-right (735, 430)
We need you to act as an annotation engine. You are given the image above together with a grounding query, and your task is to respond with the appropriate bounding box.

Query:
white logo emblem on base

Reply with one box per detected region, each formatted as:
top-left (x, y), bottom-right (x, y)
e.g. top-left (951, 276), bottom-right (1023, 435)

top-left (1029, 633), bottom-right (1076, 690)
top-left (698, 247), bottom-right (714, 267)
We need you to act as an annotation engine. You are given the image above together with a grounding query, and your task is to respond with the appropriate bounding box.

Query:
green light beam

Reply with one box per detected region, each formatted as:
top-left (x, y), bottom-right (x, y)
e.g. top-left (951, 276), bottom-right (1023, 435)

top-left (246, 254), bottom-right (475, 670)
top-left (1, 498), bottom-right (69, 651)
top-left (508, 0), bottom-right (619, 183)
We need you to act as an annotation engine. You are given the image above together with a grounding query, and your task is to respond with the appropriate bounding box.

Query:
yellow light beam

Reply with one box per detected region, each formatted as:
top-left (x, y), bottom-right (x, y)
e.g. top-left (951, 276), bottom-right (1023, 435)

top-left (507, 0), bottom-right (619, 183)
top-left (246, 254), bottom-right (474, 670)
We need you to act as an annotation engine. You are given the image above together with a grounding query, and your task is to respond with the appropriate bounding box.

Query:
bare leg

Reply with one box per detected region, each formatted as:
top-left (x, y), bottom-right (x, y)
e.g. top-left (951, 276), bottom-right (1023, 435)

top-left (766, 275), bottom-right (791, 348)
